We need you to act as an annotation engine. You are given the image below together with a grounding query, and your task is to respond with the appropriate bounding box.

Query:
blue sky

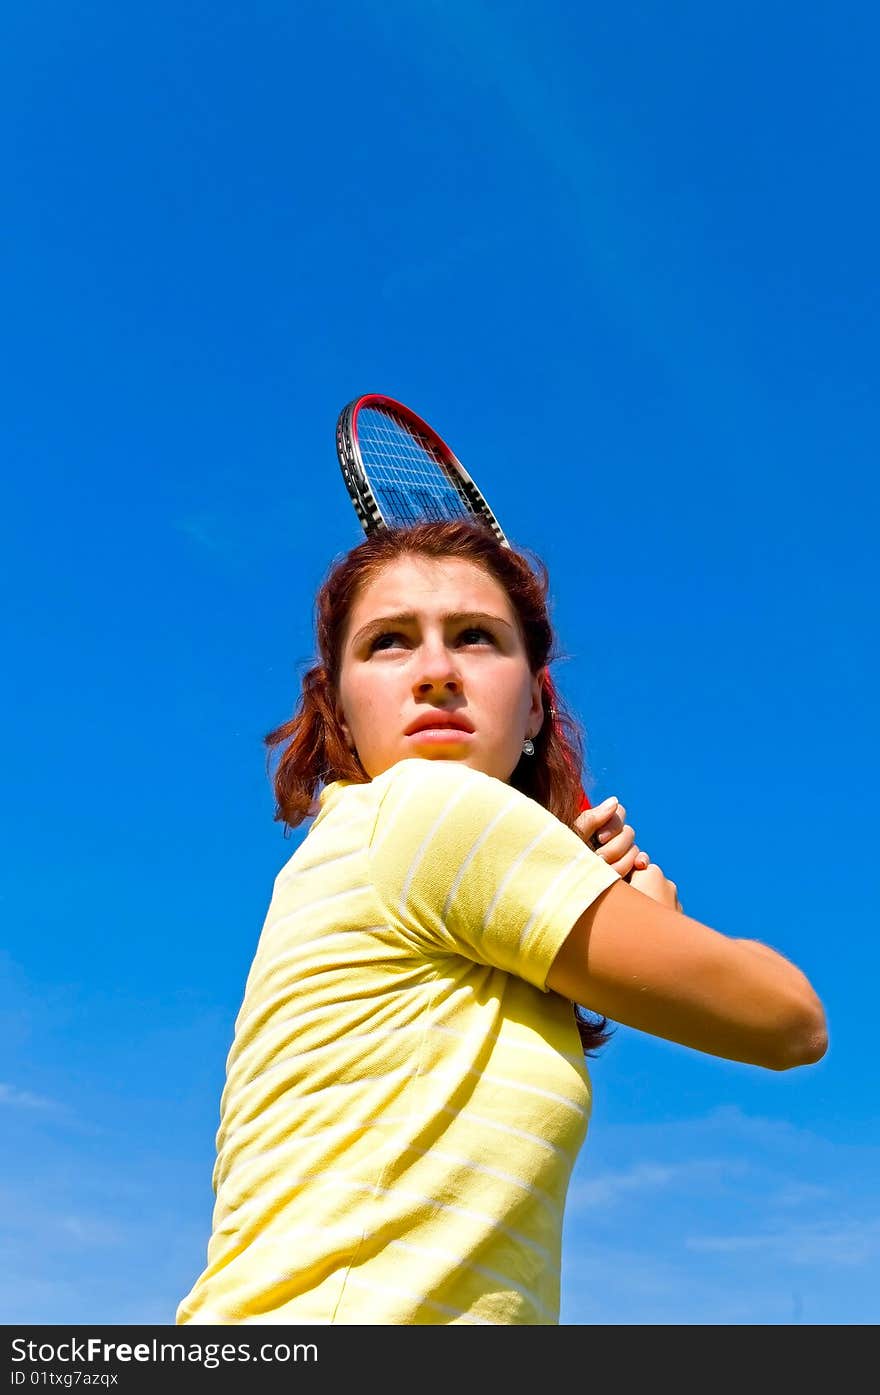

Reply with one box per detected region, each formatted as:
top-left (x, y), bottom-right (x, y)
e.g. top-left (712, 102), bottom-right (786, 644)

top-left (2, 0), bottom-right (877, 1325)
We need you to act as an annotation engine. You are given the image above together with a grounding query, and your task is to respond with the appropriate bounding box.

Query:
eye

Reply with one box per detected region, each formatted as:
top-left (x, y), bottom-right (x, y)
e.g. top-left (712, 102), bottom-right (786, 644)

top-left (368, 631), bottom-right (409, 652)
top-left (457, 626), bottom-right (496, 646)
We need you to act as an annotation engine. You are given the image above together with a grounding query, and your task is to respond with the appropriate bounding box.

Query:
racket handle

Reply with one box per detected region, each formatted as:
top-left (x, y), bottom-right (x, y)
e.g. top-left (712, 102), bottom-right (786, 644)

top-left (577, 792), bottom-right (607, 854)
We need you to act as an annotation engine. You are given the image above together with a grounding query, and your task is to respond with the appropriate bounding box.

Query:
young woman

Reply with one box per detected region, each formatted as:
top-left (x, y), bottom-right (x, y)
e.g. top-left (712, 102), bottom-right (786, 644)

top-left (176, 520), bottom-right (826, 1327)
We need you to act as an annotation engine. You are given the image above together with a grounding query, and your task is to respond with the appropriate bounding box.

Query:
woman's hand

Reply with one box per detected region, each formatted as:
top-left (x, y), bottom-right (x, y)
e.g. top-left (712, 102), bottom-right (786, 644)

top-left (627, 862), bottom-right (682, 911)
top-left (573, 797), bottom-right (650, 882)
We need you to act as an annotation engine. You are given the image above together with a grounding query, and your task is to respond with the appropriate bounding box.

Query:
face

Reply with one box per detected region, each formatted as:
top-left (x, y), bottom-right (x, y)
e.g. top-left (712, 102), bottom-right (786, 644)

top-left (335, 555), bottom-right (544, 783)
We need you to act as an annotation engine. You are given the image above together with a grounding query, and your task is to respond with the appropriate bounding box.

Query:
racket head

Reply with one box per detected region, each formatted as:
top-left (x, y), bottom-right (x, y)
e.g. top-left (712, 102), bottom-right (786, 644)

top-left (335, 394), bottom-right (508, 545)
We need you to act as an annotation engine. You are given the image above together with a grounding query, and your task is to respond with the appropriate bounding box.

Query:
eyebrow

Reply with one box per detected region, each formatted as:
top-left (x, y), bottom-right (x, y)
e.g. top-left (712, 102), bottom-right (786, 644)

top-left (351, 610), bottom-right (516, 646)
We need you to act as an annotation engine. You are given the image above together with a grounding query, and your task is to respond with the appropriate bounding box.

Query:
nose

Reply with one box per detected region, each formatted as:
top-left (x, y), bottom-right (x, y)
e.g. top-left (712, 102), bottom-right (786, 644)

top-left (413, 639), bottom-right (463, 697)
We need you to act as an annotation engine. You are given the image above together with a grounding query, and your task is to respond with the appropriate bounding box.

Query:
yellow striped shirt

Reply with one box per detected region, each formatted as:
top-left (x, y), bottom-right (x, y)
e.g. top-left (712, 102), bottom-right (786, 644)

top-left (176, 758), bottom-right (619, 1326)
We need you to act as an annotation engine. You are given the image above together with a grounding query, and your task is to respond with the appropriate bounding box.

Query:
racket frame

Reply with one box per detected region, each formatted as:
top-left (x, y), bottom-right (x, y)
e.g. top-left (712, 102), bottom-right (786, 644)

top-left (336, 393), bottom-right (509, 544)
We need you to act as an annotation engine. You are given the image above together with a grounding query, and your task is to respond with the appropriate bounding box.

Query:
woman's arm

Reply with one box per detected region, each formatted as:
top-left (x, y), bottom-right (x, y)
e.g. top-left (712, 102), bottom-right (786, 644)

top-left (546, 874), bottom-right (828, 1071)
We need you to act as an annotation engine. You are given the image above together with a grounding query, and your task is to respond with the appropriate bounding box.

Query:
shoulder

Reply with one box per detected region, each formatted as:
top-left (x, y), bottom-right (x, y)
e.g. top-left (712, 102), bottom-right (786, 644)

top-left (373, 757), bottom-right (493, 799)
top-left (369, 758), bottom-right (570, 859)
top-left (371, 758), bottom-right (538, 824)
top-left (366, 759), bottom-right (616, 985)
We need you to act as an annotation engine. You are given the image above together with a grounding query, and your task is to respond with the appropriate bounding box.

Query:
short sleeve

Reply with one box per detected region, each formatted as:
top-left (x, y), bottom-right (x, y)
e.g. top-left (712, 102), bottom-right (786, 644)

top-left (368, 759), bottom-right (620, 991)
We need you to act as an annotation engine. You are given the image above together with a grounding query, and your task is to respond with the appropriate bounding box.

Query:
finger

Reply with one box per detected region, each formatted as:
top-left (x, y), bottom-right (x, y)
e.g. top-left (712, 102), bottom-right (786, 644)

top-left (628, 864), bottom-right (663, 893)
top-left (595, 825), bottom-right (636, 862)
top-left (574, 797), bottom-right (619, 847)
top-left (573, 796), bottom-right (617, 833)
top-left (590, 822), bottom-right (621, 852)
top-left (610, 845), bottom-right (641, 881)
top-left (595, 813), bottom-right (625, 845)
top-left (644, 863), bottom-right (663, 881)
top-left (596, 805), bottom-right (629, 847)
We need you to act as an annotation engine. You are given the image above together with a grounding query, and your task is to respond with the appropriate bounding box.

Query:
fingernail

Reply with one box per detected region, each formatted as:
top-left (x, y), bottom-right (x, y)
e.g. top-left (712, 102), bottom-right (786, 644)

top-left (600, 796), bottom-right (618, 810)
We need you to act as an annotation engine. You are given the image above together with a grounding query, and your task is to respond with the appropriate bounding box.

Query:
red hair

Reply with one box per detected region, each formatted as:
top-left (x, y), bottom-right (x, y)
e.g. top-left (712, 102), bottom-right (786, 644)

top-left (264, 520), bottom-right (611, 1053)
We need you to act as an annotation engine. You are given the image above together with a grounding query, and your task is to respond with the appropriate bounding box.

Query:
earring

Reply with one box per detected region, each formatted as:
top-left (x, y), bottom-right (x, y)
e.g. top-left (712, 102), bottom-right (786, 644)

top-left (522, 738), bottom-right (535, 757)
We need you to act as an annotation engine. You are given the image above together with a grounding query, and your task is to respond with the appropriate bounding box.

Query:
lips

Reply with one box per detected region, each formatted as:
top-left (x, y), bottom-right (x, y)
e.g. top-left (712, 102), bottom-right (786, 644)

top-left (404, 712), bottom-right (474, 736)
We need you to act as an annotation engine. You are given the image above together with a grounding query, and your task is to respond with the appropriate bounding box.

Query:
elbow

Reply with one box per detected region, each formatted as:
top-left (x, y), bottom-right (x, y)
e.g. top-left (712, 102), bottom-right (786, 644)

top-left (768, 998), bottom-right (829, 1072)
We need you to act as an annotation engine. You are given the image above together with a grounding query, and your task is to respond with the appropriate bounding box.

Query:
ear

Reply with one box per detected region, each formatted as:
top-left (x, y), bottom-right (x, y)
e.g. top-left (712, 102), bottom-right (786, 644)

top-left (527, 672), bottom-right (545, 740)
top-left (334, 700), bottom-right (355, 752)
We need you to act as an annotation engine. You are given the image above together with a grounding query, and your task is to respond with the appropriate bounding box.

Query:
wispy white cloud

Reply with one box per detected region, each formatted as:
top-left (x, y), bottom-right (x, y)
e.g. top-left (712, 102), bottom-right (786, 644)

top-left (0, 1181), bottom-right (208, 1323)
top-left (584, 1102), bottom-right (880, 1173)
top-left (172, 507), bottom-right (290, 567)
top-left (59, 1214), bottom-right (125, 1247)
top-left (0, 1082), bottom-right (61, 1113)
top-left (563, 1103), bottom-right (880, 1319)
top-left (0, 1275), bottom-right (86, 1326)
top-left (1, 1194), bottom-right (124, 1251)
top-left (172, 513), bottom-right (232, 554)
top-left (567, 1157), bottom-right (741, 1211)
top-left (561, 1235), bottom-right (822, 1324)
top-left (688, 1218), bottom-right (880, 1267)
top-left (773, 1182), bottom-right (833, 1207)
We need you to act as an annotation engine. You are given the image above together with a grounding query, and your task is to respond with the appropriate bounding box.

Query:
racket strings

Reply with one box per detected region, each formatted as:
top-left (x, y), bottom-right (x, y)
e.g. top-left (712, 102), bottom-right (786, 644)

top-left (356, 407), bottom-right (473, 526)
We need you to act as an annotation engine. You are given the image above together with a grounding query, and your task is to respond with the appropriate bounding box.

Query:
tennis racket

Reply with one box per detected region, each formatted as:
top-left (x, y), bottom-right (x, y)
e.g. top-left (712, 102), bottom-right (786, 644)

top-left (334, 393), bottom-right (594, 815)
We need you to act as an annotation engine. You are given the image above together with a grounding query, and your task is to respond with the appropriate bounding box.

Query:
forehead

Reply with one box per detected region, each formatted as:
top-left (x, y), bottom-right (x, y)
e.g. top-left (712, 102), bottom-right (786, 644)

top-left (346, 556), bottom-right (517, 630)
